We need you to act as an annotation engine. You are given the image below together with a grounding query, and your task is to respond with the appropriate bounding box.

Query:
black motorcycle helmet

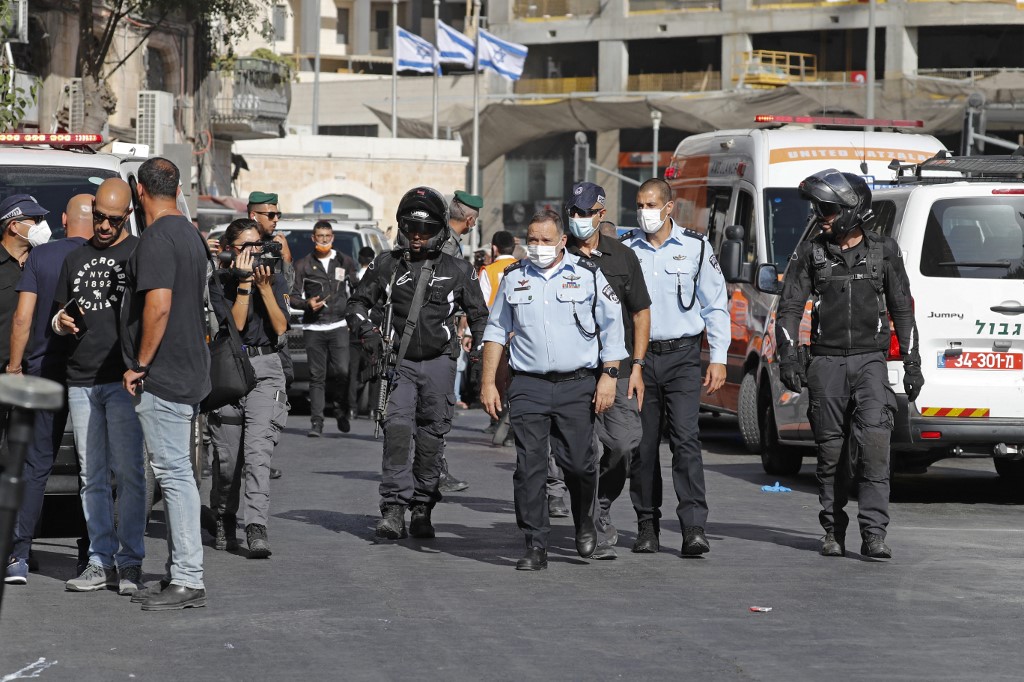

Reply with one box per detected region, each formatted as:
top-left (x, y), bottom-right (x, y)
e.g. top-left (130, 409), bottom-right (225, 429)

top-left (798, 169), bottom-right (874, 238)
top-left (395, 186), bottom-right (449, 256)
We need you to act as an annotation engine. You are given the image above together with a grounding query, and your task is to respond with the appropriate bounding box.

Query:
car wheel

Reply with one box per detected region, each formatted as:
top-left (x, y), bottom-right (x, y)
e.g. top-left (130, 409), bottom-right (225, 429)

top-left (760, 399), bottom-right (802, 476)
top-left (738, 372), bottom-right (761, 454)
top-left (994, 457), bottom-right (1024, 483)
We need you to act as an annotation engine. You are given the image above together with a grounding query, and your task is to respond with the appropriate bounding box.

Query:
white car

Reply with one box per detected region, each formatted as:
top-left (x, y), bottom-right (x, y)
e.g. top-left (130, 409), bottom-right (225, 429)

top-left (723, 154), bottom-right (1024, 480)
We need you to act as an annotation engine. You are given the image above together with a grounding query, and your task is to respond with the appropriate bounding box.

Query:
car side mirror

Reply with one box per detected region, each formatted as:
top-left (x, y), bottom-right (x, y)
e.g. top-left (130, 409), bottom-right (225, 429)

top-left (719, 225), bottom-right (747, 283)
top-left (755, 263), bottom-right (783, 294)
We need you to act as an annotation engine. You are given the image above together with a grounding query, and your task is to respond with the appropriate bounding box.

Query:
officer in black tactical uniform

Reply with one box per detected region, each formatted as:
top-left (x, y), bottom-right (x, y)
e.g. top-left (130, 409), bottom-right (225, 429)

top-left (775, 169), bottom-right (923, 560)
top-left (347, 187), bottom-right (490, 540)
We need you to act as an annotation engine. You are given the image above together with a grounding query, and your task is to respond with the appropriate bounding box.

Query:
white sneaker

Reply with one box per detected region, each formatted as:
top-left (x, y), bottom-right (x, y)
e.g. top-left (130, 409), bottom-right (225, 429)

top-left (65, 564), bottom-right (117, 592)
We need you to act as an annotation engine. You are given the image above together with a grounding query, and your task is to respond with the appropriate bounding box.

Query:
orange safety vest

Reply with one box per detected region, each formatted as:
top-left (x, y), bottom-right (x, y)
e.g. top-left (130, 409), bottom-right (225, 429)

top-left (481, 256), bottom-right (516, 307)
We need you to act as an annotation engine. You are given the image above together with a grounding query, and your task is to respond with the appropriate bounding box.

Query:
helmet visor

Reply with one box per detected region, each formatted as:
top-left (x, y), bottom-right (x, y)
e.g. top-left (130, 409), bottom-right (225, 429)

top-left (399, 215), bottom-right (444, 237)
top-left (812, 201), bottom-right (842, 219)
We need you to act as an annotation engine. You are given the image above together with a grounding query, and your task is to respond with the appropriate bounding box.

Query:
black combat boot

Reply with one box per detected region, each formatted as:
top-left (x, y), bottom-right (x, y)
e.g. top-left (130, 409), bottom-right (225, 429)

top-left (632, 519), bottom-right (660, 553)
top-left (861, 533), bottom-right (892, 559)
top-left (408, 503), bottom-right (436, 539)
top-left (821, 531), bottom-right (845, 557)
top-left (376, 503), bottom-right (408, 539)
top-left (681, 526), bottom-right (710, 557)
top-left (245, 524), bottom-right (272, 559)
top-left (438, 456), bottom-right (469, 493)
top-left (307, 419), bottom-right (323, 438)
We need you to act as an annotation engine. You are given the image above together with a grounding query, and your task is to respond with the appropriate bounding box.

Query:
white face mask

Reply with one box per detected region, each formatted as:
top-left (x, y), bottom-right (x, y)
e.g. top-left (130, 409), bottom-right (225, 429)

top-left (568, 216), bottom-right (596, 240)
top-left (17, 219), bottom-right (52, 247)
top-left (527, 244), bottom-right (559, 268)
top-left (638, 207), bottom-right (666, 234)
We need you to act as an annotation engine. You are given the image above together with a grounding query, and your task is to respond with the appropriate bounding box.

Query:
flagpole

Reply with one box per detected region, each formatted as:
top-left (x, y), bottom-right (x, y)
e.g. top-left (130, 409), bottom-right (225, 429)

top-left (432, 0), bottom-right (439, 139)
top-left (391, 0), bottom-right (398, 138)
top-left (471, 0), bottom-right (481, 196)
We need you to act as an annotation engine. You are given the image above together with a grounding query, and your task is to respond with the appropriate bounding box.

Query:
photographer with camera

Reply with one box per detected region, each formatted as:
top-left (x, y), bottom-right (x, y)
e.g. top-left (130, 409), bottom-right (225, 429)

top-left (207, 219), bottom-right (289, 558)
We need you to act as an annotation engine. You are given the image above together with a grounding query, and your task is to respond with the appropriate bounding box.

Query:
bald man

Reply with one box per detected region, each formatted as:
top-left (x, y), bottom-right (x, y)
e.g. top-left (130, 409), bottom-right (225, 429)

top-left (52, 178), bottom-right (148, 595)
top-left (5, 194), bottom-right (93, 586)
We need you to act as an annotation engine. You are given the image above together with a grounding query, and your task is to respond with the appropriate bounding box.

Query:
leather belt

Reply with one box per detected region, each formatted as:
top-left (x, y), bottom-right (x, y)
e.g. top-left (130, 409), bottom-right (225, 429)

top-left (648, 335), bottom-right (701, 355)
top-left (244, 345), bottom-right (278, 357)
top-left (512, 368), bottom-right (596, 383)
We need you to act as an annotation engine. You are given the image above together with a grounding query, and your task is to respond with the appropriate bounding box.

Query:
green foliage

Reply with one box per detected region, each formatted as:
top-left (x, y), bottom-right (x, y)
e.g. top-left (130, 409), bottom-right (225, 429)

top-left (0, 0), bottom-right (40, 131)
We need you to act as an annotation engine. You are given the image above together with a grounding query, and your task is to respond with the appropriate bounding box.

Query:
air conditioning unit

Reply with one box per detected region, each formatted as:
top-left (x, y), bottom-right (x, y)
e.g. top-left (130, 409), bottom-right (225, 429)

top-left (67, 78), bottom-right (84, 132)
top-left (136, 90), bottom-right (175, 156)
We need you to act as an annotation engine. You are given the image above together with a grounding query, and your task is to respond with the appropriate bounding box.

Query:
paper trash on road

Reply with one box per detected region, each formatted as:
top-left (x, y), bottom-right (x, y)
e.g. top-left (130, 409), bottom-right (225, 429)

top-left (749, 606), bottom-right (773, 613)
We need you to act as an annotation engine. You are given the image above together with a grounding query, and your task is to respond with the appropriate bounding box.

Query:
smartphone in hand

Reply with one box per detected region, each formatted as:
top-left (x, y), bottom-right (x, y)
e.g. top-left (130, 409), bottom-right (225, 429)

top-left (64, 299), bottom-right (88, 340)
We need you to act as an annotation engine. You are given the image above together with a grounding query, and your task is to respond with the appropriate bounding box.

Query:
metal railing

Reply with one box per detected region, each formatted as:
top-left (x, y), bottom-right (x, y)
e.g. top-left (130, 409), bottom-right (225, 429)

top-left (916, 67), bottom-right (1024, 83)
top-left (513, 0), bottom-right (602, 19)
top-left (734, 50), bottom-right (817, 87)
top-left (514, 76), bottom-right (598, 94)
top-left (209, 58), bottom-right (290, 138)
top-left (630, 0), bottom-right (720, 12)
top-left (627, 71), bottom-right (721, 92)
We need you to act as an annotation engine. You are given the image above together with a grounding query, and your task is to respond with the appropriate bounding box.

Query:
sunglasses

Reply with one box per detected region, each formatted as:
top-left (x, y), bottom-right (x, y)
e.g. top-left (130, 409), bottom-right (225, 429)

top-left (568, 206), bottom-right (601, 218)
top-left (93, 209), bottom-right (129, 228)
top-left (253, 211), bottom-right (282, 220)
top-left (812, 202), bottom-right (842, 219)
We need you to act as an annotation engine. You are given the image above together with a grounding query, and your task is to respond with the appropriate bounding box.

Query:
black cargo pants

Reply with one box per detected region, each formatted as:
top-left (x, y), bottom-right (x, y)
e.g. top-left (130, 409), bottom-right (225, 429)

top-left (806, 351), bottom-right (897, 540)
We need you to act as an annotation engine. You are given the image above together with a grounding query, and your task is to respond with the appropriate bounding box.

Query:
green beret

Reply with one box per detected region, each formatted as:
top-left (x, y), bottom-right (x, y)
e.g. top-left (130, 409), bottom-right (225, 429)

top-left (453, 190), bottom-right (483, 211)
top-left (247, 191), bottom-right (278, 206)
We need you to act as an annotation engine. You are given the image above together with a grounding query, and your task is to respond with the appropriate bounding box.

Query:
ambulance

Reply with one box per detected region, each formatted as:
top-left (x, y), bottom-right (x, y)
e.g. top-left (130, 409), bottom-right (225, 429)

top-left (661, 117), bottom-right (948, 458)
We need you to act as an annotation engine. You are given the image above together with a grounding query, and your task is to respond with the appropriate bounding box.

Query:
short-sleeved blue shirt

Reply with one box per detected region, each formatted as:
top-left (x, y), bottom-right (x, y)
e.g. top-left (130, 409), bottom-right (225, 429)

top-left (15, 237), bottom-right (87, 373)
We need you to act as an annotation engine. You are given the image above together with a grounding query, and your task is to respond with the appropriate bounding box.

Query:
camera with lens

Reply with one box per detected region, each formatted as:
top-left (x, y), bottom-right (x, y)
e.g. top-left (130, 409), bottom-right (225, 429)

top-left (253, 239), bottom-right (283, 272)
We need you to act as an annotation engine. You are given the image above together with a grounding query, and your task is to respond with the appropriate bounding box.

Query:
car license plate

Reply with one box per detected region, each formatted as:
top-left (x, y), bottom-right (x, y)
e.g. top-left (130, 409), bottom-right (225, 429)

top-left (937, 351), bottom-right (1023, 370)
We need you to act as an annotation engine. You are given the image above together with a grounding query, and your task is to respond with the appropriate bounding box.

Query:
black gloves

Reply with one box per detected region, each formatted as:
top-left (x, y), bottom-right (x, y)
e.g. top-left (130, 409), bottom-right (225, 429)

top-left (904, 362), bottom-right (925, 402)
top-left (362, 331), bottom-right (385, 365)
top-left (778, 346), bottom-right (807, 393)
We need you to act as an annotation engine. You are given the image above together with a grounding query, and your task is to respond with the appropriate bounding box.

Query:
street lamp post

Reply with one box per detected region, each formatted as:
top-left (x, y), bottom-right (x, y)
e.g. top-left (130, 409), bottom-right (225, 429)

top-left (432, 0), bottom-right (440, 140)
top-left (866, 0), bottom-right (876, 126)
top-left (651, 109), bottom-right (662, 178)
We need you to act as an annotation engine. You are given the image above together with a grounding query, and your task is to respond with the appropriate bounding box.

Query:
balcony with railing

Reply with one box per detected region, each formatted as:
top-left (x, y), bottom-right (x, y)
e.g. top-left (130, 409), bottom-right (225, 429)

top-left (208, 58), bottom-right (291, 140)
top-left (513, 0), bottom-right (602, 19)
top-left (627, 71), bottom-right (722, 92)
top-left (514, 76), bottom-right (598, 94)
top-left (629, 0), bottom-right (720, 13)
top-left (733, 50), bottom-right (817, 88)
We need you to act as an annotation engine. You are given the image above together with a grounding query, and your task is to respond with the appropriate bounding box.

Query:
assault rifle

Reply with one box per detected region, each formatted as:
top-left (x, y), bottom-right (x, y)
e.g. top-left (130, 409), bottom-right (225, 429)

top-left (370, 271), bottom-right (398, 439)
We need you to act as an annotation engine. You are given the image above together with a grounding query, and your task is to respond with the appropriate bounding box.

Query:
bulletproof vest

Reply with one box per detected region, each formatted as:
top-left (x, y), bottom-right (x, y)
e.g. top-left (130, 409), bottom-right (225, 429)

top-left (810, 237), bottom-right (885, 296)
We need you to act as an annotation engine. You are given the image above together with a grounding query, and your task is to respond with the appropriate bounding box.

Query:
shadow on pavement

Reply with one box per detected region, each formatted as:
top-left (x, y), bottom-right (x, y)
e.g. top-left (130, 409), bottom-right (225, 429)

top-left (703, 462), bottom-right (819, 495)
top-left (710, 522), bottom-right (822, 554)
top-left (313, 469), bottom-right (381, 482)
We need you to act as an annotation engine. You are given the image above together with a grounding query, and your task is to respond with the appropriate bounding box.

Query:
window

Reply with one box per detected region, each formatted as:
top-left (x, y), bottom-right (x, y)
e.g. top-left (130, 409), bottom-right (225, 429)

top-left (919, 198), bottom-right (1024, 280)
top-left (735, 190), bottom-right (757, 266)
top-left (763, 187), bottom-right (812, 268)
top-left (336, 7), bottom-right (349, 44)
top-left (870, 199), bottom-right (899, 237)
top-left (145, 47), bottom-right (166, 91)
top-left (375, 10), bottom-right (390, 50)
top-left (318, 124), bottom-right (379, 137)
top-left (273, 4), bottom-right (287, 42)
top-left (674, 184), bottom-right (730, 244)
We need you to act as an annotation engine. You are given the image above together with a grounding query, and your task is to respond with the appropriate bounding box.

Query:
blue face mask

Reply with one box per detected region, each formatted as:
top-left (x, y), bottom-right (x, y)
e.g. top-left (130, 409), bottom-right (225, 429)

top-left (568, 216), bottom-right (596, 240)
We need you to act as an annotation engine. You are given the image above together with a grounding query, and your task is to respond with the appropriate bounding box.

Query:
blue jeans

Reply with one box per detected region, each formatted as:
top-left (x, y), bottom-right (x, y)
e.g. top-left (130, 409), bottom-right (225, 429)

top-left (68, 384), bottom-right (146, 569)
top-left (135, 391), bottom-right (204, 590)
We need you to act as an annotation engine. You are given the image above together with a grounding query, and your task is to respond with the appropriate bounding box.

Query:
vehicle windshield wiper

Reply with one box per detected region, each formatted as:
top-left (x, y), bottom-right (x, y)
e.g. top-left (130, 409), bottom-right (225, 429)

top-left (938, 260), bottom-right (1012, 268)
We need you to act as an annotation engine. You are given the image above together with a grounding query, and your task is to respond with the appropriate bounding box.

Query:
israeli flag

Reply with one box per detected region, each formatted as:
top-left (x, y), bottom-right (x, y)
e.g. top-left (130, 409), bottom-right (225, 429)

top-left (396, 27), bottom-right (439, 74)
top-left (437, 20), bottom-right (475, 68)
top-left (478, 28), bottom-right (528, 81)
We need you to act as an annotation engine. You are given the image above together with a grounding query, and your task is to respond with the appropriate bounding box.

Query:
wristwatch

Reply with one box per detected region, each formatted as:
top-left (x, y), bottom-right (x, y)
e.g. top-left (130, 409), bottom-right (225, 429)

top-left (237, 287), bottom-right (252, 296)
top-left (601, 366), bottom-right (619, 379)
top-left (131, 359), bottom-right (150, 375)
top-left (631, 358), bottom-right (646, 368)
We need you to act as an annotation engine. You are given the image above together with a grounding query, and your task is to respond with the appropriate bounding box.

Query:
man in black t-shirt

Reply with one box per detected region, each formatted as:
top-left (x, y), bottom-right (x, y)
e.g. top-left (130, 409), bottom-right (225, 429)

top-left (54, 178), bottom-right (147, 596)
top-left (119, 158), bottom-right (211, 612)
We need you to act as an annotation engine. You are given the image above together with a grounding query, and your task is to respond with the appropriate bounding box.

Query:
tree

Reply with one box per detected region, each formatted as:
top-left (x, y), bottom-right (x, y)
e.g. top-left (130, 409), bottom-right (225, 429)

top-left (75, 0), bottom-right (273, 133)
top-left (0, 0), bottom-right (39, 131)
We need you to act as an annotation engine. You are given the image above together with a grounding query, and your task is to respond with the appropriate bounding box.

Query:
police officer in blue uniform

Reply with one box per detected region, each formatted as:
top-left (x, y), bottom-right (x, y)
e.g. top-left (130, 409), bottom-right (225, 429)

top-left (625, 178), bottom-right (729, 556)
top-left (480, 209), bottom-right (627, 571)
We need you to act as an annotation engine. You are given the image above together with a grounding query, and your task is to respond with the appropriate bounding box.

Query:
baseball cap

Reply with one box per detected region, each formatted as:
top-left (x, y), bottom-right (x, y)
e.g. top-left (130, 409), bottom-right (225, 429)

top-left (569, 182), bottom-right (606, 210)
top-left (0, 194), bottom-right (48, 223)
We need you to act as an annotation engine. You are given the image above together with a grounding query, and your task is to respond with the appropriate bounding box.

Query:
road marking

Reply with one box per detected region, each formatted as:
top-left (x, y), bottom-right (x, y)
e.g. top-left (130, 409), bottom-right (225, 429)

top-left (898, 526), bottom-right (1024, 533)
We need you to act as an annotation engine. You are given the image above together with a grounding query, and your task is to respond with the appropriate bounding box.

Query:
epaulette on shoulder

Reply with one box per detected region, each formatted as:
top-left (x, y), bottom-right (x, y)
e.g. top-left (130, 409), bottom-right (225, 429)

top-left (679, 227), bottom-right (706, 241)
top-left (503, 259), bottom-right (526, 275)
top-left (619, 229), bottom-right (637, 242)
top-left (575, 255), bottom-right (598, 271)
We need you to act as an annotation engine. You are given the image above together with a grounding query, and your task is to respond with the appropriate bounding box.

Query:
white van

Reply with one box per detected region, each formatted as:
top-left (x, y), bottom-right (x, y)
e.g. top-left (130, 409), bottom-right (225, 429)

top-left (663, 118), bottom-right (948, 450)
top-left (723, 154), bottom-right (1024, 480)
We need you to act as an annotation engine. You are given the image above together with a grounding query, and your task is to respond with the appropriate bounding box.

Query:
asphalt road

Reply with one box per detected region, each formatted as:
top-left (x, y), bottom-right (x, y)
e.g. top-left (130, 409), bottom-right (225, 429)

top-left (2, 408), bottom-right (1023, 681)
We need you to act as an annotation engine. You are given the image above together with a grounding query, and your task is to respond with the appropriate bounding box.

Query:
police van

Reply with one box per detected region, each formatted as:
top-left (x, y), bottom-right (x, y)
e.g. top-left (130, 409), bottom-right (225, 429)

top-left (662, 117), bottom-right (948, 451)
top-left (720, 153), bottom-right (1024, 480)
top-left (0, 133), bottom-right (194, 537)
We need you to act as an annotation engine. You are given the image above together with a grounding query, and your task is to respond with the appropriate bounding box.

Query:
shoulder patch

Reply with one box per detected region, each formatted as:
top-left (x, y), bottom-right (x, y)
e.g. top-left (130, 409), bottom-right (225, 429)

top-left (709, 254), bottom-right (721, 273)
top-left (503, 260), bottom-right (526, 275)
top-left (619, 229), bottom-right (637, 242)
top-left (602, 284), bottom-right (620, 304)
top-left (575, 256), bottom-right (598, 271)
top-left (679, 227), bottom-right (705, 241)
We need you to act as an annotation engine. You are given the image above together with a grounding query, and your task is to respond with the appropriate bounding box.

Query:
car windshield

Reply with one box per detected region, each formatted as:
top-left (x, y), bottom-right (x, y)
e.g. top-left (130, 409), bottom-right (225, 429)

top-left (0, 165), bottom-right (117, 239)
top-left (280, 229), bottom-right (362, 262)
top-left (920, 197), bottom-right (1024, 280)
top-left (764, 188), bottom-right (813, 268)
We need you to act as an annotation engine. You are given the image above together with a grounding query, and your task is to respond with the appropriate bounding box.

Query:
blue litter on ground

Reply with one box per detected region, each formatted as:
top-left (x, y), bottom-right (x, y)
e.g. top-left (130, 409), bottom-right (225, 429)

top-left (761, 481), bottom-right (792, 493)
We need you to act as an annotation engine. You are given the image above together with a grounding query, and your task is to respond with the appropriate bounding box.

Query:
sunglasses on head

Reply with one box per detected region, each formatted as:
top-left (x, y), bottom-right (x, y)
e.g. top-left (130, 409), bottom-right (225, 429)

top-left (812, 202), bottom-right (842, 219)
top-left (254, 211), bottom-right (282, 220)
top-left (93, 209), bottom-right (129, 228)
